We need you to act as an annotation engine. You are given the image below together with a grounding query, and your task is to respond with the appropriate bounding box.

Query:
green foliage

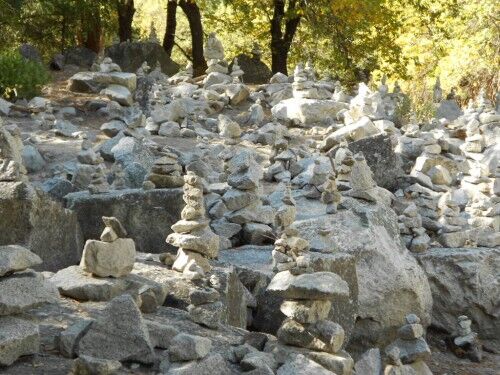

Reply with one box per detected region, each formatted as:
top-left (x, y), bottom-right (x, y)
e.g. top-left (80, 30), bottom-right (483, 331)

top-left (0, 51), bottom-right (51, 99)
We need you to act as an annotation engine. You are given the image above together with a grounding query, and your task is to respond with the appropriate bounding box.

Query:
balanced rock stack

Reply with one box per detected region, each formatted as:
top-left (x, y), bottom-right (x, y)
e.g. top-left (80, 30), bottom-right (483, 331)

top-left (385, 314), bottom-right (431, 369)
top-left (267, 261), bottom-right (350, 355)
top-left (145, 151), bottom-right (184, 189)
top-left (167, 172), bottom-right (220, 279)
top-left (302, 159), bottom-right (330, 199)
top-left (449, 315), bottom-right (482, 362)
top-left (230, 57), bottom-right (244, 82)
top-left (0, 245), bottom-right (58, 366)
top-left (88, 167), bottom-right (110, 195)
top-left (334, 142), bottom-right (354, 189)
top-left (77, 139), bottom-right (103, 166)
top-left (321, 171), bottom-right (341, 214)
top-left (399, 203), bottom-right (430, 253)
top-left (222, 150), bottom-right (274, 242)
top-left (461, 118), bottom-right (484, 153)
top-left (80, 217), bottom-right (136, 277)
top-left (218, 114), bottom-right (242, 145)
top-left (437, 194), bottom-right (465, 246)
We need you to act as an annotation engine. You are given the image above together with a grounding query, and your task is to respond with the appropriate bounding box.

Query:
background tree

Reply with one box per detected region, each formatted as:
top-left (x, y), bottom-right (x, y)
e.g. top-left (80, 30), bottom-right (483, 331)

top-left (116, 0), bottom-right (135, 42)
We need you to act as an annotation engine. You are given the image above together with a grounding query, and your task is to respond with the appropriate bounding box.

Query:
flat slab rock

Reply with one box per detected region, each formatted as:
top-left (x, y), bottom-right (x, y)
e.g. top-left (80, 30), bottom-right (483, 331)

top-left (267, 270), bottom-right (349, 300)
top-left (0, 316), bottom-right (40, 366)
top-left (0, 271), bottom-right (58, 316)
top-left (0, 245), bottom-right (42, 277)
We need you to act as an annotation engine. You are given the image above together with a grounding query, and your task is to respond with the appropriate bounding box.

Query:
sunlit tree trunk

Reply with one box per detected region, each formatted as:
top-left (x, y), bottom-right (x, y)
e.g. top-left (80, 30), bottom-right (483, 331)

top-left (117, 0), bottom-right (135, 42)
top-left (163, 0), bottom-right (177, 56)
top-left (178, 0), bottom-right (206, 77)
top-left (270, 0), bottom-right (302, 75)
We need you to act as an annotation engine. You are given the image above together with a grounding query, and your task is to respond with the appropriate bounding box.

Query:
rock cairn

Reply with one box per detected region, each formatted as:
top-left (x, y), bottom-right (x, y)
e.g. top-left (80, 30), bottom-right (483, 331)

top-left (321, 171), bottom-right (341, 214)
top-left (449, 315), bottom-right (482, 362)
top-left (268, 254), bottom-right (350, 356)
top-left (145, 151), bottom-right (184, 189)
top-left (80, 217), bottom-right (136, 277)
top-left (187, 286), bottom-right (223, 329)
top-left (302, 159), bottom-right (330, 199)
top-left (385, 314), bottom-right (431, 366)
top-left (88, 167), bottom-right (110, 194)
top-left (0, 245), bottom-right (57, 366)
top-left (399, 203), bottom-right (430, 253)
top-left (462, 117), bottom-right (484, 153)
top-left (334, 142), bottom-right (354, 189)
top-left (218, 114), bottom-right (242, 144)
top-left (221, 150), bottom-right (274, 244)
top-left (167, 172), bottom-right (220, 279)
top-left (230, 57), bottom-right (244, 82)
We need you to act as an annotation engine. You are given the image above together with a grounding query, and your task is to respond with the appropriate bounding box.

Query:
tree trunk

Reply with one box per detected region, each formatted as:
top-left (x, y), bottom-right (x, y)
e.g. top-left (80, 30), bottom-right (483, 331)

top-left (270, 0), bottom-right (302, 75)
top-left (163, 0), bottom-right (177, 56)
top-left (178, 0), bottom-right (206, 77)
top-left (117, 0), bottom-right (135, 42)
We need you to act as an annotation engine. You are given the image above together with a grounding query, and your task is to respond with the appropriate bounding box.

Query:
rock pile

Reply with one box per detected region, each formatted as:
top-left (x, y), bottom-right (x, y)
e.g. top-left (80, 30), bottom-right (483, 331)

top-left (167, 172), bottom-right (220, 279)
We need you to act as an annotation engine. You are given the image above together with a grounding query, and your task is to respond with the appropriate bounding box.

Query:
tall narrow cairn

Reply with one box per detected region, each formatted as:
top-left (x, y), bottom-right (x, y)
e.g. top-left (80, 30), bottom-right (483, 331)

top-left (449, 315), bottom-right (482, 362)
top-left (268, 188), bottom-right (350, 355)
top-left (167, 172), bottom-right (220, 279)
top-left (321, 170), bottom-right (341, 214)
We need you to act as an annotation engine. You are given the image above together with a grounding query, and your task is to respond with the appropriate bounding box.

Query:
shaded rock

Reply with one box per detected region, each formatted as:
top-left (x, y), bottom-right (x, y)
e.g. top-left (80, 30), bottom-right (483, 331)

top-left (346, 134), bottom-right (404, 191)
top-left (64, 188), bottom-right (183, 254)
top-left (354, 348), bottom-right (382, 375)
top-left (40, 177), bottom-right (75, 201)
top-left (105, 41), bottom-right (179, 75)
top-left (231, 54), bottom-right (272, 84)
top-left (58, 319), bottom-right (93, 358)
top-left (64, 47), bottom-right (97, 68)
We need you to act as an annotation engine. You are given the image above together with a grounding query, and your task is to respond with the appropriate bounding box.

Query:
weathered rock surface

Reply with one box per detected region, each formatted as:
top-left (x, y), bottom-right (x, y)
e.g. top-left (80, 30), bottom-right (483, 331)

top-left (0, 271), bottom-right (58, 315)
top-left (0, 317), bottom-right (40, 366)
top-left (0, 182), bottom-right (83, 271)
top-left (417, 247), bottom-right (500, 342)
top-left (77, 294), bottom-right (155, 364)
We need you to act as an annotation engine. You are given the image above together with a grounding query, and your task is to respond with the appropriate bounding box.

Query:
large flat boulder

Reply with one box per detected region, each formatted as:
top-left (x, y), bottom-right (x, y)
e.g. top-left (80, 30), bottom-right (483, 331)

top-left (0, 182), bottom-right (83, 272)
top-left (64, 188), bottom-right (183, 254)
top-left (416, 248), bottom-right (500, 343)
top-left (68, 71), bottom-right (137, 93)
top-left (272, 98), bottom-right (348, 125)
